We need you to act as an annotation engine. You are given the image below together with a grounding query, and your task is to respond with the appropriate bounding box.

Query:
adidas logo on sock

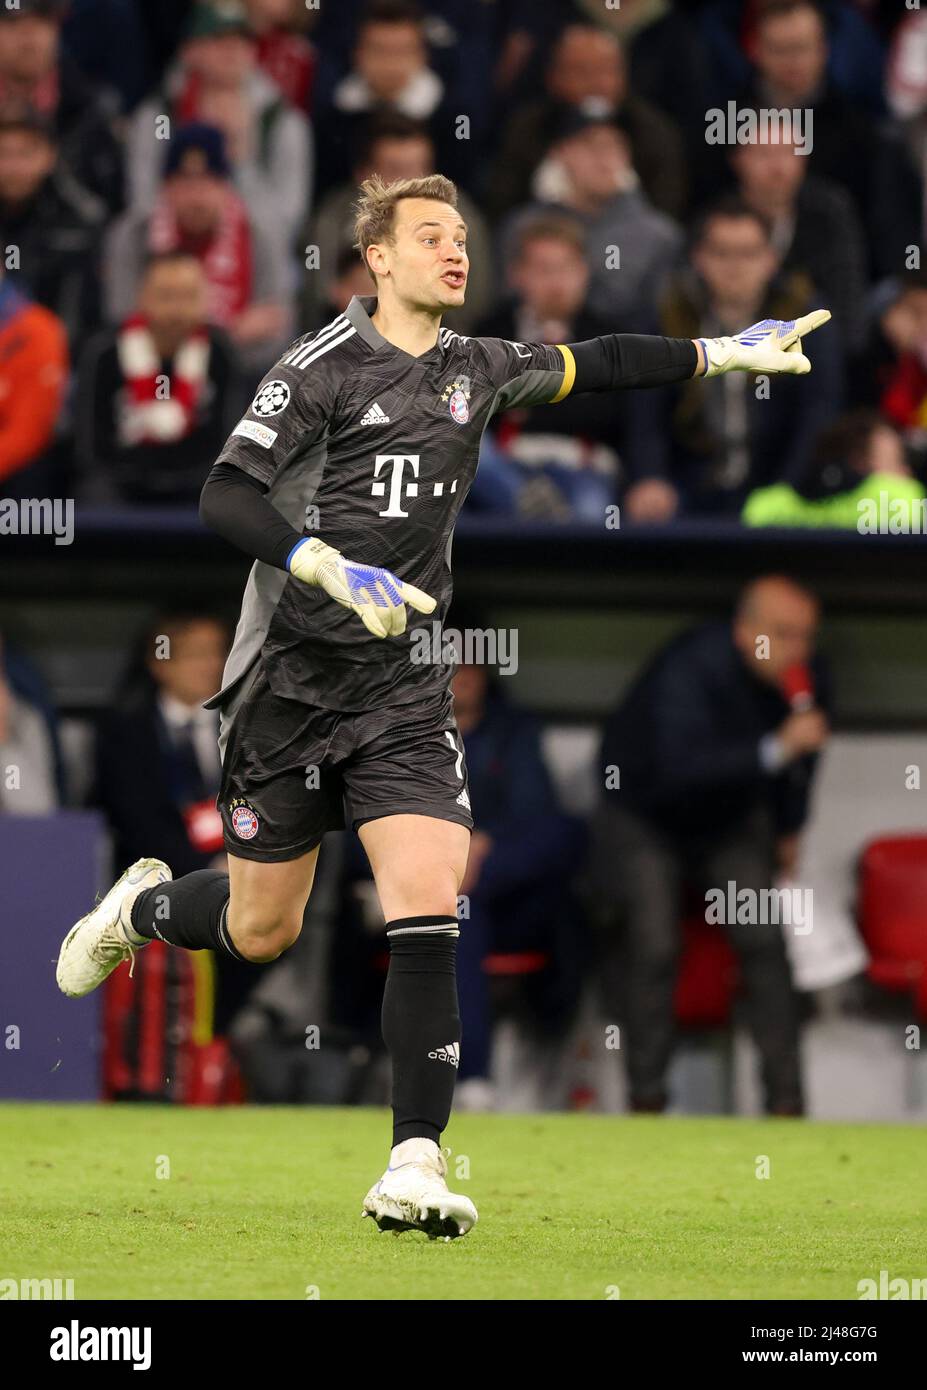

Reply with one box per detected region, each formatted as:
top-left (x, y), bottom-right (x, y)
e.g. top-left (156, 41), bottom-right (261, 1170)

top-left (428, 1042), bottom-right (460, 1067)
top-left (360, 401), bottom-right (390, 425)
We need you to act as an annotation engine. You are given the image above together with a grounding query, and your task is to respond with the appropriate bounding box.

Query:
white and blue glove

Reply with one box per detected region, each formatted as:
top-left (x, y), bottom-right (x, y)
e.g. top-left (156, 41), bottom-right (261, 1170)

top-left (287, 536), bottom-right (436, 639)
top-left (698, 309), bottom-right (831, 377)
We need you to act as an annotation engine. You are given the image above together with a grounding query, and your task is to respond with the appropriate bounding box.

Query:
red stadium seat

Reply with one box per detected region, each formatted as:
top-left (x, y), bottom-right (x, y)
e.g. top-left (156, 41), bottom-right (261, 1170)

top-left (858, 835), bottom-right (927, 1017)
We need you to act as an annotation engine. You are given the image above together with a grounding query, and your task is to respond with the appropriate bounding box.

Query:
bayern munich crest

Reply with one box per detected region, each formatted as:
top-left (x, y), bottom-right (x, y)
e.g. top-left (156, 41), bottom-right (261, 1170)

top-left (252, 380), bottom-right (291, 417)
top-left (230, 802), bottom-right (259, 840)
top-left (441, 378), bottom-right (471, 425)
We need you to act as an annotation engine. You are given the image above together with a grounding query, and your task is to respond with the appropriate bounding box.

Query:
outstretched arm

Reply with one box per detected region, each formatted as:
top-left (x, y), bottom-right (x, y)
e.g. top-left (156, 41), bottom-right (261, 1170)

top-left (561, 310), bottom-right (832, 396)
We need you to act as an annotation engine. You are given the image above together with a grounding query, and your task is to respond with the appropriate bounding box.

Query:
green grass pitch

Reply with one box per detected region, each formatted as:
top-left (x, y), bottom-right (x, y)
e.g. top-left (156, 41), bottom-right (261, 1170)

top-left (1, 1104), bottom-right (924, 1300)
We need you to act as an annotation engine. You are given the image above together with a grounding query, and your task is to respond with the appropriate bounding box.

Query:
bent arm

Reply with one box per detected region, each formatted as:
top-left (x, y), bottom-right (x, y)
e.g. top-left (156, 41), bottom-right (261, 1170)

top-left (199, 461), bottom-right (304, 570)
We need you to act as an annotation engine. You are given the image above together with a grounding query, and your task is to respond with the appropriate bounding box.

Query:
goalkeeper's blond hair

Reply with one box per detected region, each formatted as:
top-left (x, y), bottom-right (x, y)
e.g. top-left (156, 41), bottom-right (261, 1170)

top-left (353, 174), bottom-right (459, 282)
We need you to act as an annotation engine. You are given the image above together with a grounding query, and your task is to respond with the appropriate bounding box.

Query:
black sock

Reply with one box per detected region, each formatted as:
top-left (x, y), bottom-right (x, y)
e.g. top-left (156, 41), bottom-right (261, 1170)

top-left (130, 870), bottom-right (247, 961)
top-left (381, 915), bottom-right (460, 1147)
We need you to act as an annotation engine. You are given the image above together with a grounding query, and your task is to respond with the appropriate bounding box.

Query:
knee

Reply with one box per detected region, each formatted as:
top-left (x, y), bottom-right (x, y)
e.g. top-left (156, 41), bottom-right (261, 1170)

top-left (229, 907), bottom-right (303, 963)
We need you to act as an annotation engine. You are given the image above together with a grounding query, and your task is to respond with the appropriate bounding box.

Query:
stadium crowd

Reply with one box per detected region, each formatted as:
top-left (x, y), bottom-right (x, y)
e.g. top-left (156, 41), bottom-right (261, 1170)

top-left (3, 0), bottom-right (927, 1114)
top-left (0, 0), bottom-right (925, 522)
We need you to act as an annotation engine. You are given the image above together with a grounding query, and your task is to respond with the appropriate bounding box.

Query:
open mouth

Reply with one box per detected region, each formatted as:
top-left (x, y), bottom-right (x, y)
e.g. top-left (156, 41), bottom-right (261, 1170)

top-left (441, 271), bottom-right (466, 289)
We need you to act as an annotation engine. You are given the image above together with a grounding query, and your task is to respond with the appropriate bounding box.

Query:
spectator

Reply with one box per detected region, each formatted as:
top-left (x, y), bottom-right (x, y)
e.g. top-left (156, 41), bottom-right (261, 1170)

top-left (307, 242), bottom-right (378, 330)
top-left (104, 123), bottom-right (290, 378)
top-left (623, 198), bottom-right (842, 522)
top-left (127, 0), bottom-right (312, 248)
top-left (487, 24), bottom-right (687, 222)
top-left (474, 213), bottom-right (627, 521)
top-left (730, 131), bottom-right (866, 352)
top-left (449, 657), bottom-right (585, 1108)
top-left (94, 611), bottom-right (229, 877)
top-left (0, 264), bottom-right (67, 494)
top-left (75, 251), bottom-right (239, 505)
top-left (301, 112), bottom-right (491, 333)
top-left (313, 0), bottom-right (461, 197)
top-left (741, 0), bottom-right (920, 279)
top-left (591, 575), bottom-right (831, 1115)
top-left (0, 0), bottom-right (123, 212)
top-left (502, 112), bottom-right (683, 328)
top-left (852, 272), bottom-right (927, 467)
top-left (245, 0), bottom-right (318, 112)
top-left (743, 410), bottom-right (925, 527)
top-left (0, 632), bottom-right (60, 815)
top-left (0, 109), bottom-right (104, 351)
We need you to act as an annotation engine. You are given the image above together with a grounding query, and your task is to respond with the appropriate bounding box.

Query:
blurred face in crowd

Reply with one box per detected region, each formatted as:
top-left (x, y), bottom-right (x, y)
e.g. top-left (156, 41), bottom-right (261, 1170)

top-left (361, 134), bottom-right (433, 183)
top-left (755, 5), bottom-right (827, 103)
top-left (367, 196), bottom-right (468, 312)
top-left (555, 124), bottom-right (629, 208)
top-left (0, 127), bottom-right (55, 205)
top-left (165, 151), bottom-right (229, 237)
top-left (183, 31), bottom-right (254, 87)
top-left (861, 423), bottom-right (909, 478)
top-left (881, 287), bottom-right (927, 362)
top-left (148, 619), bottom-right (228, 707)
top-left (549, 27), bottom-right (623, 108)
top-left (733, 578), bottom-right (820, 685)
top-left (0, 16), bottom-right (58, 83)
top-left (511, 233), bottom-right (589, 322)
top-left (693, 213), bottom-right (778, 311)
top-left (329, 257), bottom-right (374, 311)
top-left (451, 662), bottom-right (488, 730)
top-left (356, 20), bottom-right (426, 100)
top-left (139, 257), bottom-right (208, 348)
top-left (246, 0), bottom-right (296, 28)
top-left (731, 134), bottom-right (806, 210)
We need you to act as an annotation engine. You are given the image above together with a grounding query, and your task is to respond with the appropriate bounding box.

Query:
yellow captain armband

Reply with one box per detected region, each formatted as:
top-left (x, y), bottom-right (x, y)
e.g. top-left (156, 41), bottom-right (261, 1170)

top-left (549, 344), bottom-right (576, 402)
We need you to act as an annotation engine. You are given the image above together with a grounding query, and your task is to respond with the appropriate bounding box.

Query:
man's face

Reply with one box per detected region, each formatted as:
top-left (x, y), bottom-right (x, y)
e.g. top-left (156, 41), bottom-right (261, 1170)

top-left (549, 28), bottom-right (623, 107)
top-left (368, 197), bottom-right (468, 311)
top-left (755, 7), bottom-right (827, 101)
top-left (734, 585), bottom-right (820, 684)
top-left (363, 135), bottom-right (432, 184)
top-left (149, 621), bottom-right (228, 706)
top-left (733, 136), bottom-right (805, 202)
top-left (693, 215), bottom-right (778, 305)
top-left (556, 124), bottom-right (627, 203)
top-left (511, 235), bottom-right (588, 321)
top-left (139, 259), bottom-right (208, 340)
top-left (183, 32), bottom-right (254, 85)
top-left (0, 129), bottom-right (54, 203)
top-left (166, 154), bottom-right (228, 236)
top-left (0, 16), bottom-right (58, 82)
top-left (356, 21), bottom-right (425, 100)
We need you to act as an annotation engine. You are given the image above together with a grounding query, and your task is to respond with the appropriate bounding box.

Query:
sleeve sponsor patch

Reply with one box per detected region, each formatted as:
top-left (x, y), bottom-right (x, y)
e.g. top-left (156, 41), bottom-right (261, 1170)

top-left (232, 418), bottom-right (279, 449)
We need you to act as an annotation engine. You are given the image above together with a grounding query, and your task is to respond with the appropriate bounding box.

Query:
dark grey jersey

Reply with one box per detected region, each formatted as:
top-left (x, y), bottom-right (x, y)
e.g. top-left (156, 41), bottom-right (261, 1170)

top-left (214, 294), bottom-right (569, 713)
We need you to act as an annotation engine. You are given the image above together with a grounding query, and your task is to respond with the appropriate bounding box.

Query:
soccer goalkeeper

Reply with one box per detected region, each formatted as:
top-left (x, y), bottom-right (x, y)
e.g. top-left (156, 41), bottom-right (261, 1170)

top-left (57, 173), bottom-right (829, 1240)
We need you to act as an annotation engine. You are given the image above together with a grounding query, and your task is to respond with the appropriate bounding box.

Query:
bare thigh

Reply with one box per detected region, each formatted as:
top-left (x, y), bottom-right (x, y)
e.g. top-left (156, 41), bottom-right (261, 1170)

top-left (226, 846), bottom-right (320, 962)
top-left (359, 814), bottom-right (470, 923)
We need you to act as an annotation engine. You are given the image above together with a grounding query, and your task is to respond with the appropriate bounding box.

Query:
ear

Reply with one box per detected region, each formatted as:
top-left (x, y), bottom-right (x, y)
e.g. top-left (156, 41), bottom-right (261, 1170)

top-left (366, 242), bottom-right (389, 279)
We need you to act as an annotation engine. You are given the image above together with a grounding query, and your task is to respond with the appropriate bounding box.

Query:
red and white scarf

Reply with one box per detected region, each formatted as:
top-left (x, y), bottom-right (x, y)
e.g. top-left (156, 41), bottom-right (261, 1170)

top-left (117, 314), bottom-right (210, 446)
top-left (147, 190), bottom-right (253, 328)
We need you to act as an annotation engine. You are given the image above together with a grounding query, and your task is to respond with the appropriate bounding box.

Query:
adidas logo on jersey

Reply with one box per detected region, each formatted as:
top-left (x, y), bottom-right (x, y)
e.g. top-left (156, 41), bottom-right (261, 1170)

top-left (428, 1042), bottom-right (460, 1067)
top-left (360, 402), bottom-right (390, 425)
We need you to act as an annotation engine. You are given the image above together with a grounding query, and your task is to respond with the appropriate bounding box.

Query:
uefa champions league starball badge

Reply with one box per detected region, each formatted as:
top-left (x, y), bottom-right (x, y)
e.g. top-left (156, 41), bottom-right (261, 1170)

top-left (251, 380), bottom-right (291, 417)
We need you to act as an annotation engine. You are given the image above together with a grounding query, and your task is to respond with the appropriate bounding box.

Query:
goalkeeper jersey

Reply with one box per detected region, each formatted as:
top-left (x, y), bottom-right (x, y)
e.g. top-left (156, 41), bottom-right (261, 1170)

top-left (214, 294), bottom-right (572, 714)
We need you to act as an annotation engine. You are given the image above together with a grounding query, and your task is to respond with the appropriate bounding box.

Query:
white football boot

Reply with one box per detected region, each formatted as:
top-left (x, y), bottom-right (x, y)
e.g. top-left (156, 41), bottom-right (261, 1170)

top-left (56, 857), bottom-right (172, 998)
top-left (362, 1137), bottom-right (478, 1240)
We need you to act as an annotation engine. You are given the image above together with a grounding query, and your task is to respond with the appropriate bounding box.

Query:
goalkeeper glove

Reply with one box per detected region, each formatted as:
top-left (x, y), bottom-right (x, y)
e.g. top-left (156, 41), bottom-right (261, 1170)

top-left (287, 536), bottom-right (436, 639)
top-left (698, 309), bottom-right (831, 377)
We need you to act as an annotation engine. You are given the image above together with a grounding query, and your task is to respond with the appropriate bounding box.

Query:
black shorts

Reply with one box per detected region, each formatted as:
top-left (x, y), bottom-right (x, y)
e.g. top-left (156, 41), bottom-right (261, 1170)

top-left (217, 665), bottom-right (473, 861)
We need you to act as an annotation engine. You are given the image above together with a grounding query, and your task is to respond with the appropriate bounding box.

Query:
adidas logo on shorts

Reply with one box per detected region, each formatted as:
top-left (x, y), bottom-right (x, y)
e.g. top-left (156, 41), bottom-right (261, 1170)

top-left (456, 789), bottom-right (471, 811)
top-left (428, 1042), bottom-right (460, 1067)
top-left (360, 401), bottom-right (390, 425)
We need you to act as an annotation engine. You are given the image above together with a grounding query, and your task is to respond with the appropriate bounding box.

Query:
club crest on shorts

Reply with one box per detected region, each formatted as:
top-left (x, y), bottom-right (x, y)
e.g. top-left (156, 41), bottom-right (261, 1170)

top-left (230, 799), bottom-right (259, 840)
top-left (252, 379), bottom-right (290, 417)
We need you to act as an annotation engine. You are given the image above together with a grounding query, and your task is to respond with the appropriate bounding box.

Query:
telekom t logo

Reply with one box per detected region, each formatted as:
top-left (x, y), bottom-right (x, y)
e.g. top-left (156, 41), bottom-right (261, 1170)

top-left (372, 454), bottom-right (419, 517)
